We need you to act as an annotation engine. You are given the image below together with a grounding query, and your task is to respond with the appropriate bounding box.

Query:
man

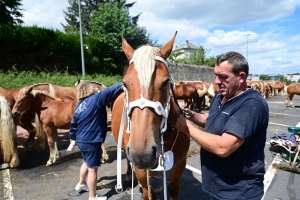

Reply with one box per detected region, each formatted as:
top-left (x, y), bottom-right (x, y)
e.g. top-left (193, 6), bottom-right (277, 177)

top-left (174, 51), bottom-right (268, 200)
top-left (70, 81), bottom-right (123, 200)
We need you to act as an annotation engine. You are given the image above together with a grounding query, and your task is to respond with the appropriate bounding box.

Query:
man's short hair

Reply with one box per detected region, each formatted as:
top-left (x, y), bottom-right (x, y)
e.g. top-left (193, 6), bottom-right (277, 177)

top-left (216, 51), bottom-right (249, 77)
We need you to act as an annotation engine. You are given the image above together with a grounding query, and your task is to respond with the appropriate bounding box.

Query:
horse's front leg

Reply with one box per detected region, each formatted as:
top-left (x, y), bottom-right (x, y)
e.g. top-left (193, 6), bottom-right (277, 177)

top-left (16, 109), bottom-right (36, 151)
top-left (135, 168), bottom-right (156, 200)
top-left (168, 159), bottom-right (187, 200)
top-left (101, 143), bottom-right (109, 163)
top-left (43, 125), bottom-right (59, 166)
top-left (290, 94), bottom-right (295, 108)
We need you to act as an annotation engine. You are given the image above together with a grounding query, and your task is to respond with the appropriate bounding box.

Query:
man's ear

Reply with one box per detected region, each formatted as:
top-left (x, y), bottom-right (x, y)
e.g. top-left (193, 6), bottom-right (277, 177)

top-left (239, 72), bottom-right (247, 83)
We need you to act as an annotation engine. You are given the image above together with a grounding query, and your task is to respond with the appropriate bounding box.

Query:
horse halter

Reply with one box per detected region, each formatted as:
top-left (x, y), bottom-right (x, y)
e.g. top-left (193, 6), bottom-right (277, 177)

top-left (123, 55), bottom-right (172, 134)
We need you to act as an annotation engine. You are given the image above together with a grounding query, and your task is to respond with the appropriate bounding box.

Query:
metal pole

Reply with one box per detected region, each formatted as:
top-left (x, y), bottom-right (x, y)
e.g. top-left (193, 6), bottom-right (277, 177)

top-left (78, 0), bottom-right (85, 78)
top-left (247, 34), bottom-right (250, 61)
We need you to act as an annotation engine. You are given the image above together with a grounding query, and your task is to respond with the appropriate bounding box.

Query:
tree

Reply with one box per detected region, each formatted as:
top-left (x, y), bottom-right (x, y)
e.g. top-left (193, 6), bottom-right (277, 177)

top-left (205, 56), bottom-right (218, 67)
top-left (187, 46), bottom-right (208, 65)
top-left (168, 51), bottom-right (184, 63)
top-left (0, 0), bottom-right (23, 24)
top-left (62, 0), bottom-right (137, 36)
top-left (259, 74), bottom-right (269, 80)
top-left (86, 2), bottom-right (137, 74)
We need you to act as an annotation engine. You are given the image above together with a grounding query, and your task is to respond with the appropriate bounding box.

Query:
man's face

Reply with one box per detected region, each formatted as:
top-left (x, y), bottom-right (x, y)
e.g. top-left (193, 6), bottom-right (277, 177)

top-left (214, 61), bottom-right (241, 99)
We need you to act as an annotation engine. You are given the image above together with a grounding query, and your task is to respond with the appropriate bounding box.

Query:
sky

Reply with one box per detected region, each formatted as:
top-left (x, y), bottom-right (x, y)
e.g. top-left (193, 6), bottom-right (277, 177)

top-left (21, 0), bottom-right (300, 75)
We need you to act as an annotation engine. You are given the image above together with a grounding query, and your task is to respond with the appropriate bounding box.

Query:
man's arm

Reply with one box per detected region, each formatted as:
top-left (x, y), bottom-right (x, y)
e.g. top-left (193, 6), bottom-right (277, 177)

top-left (174, 111), bottom-right (244, 158)
top-left (182, 108), bottom-right (208, 127)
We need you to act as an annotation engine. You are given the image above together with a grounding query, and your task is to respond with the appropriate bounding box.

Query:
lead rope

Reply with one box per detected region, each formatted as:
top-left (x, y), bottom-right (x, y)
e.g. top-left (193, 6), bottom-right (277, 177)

top-left (147, 170), bottom-right (152, 200)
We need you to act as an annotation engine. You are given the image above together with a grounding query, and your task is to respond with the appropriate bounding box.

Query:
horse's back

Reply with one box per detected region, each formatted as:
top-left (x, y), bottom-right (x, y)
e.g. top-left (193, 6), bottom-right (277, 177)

top-left (0, 87), bottom-right (15, 109)
top-left (287, 83), bottom-right (300, 95)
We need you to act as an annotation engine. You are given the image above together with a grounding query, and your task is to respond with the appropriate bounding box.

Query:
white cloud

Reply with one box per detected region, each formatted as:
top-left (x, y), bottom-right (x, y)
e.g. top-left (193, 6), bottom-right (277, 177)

top-left (21, 0), bottom-right (69, 31)
top-left (20, 0), bottom-right (300, 74)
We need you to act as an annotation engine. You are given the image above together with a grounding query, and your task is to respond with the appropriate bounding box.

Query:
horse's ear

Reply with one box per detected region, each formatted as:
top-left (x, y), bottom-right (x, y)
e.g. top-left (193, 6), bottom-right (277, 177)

top-left (122, 37), bottom-right (134, 61)
top-left (158, 31), bottom-right (177, 60)
top-left (28, 86), bottom-right (33, 94)
top-left (75, 79), bottom-right (80, 86)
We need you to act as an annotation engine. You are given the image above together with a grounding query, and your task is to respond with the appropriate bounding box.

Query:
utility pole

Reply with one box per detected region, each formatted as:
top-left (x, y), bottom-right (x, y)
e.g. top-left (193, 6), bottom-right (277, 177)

top-left (78, 0), bottom-right (85, 78)
top-left (247, 34), bottom-right (251, 61)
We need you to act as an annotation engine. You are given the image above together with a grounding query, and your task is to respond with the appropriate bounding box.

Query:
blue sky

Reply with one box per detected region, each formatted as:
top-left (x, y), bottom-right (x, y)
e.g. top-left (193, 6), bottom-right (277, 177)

top-left (21, 0), bottom-right (300, 75)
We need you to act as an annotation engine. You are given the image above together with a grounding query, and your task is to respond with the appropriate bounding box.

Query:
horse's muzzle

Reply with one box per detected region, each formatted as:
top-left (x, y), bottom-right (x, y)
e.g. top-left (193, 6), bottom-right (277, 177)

top-left (126, 143), bottom-right (159, 169)
top-left (12, 110), bottom-right (20, 117)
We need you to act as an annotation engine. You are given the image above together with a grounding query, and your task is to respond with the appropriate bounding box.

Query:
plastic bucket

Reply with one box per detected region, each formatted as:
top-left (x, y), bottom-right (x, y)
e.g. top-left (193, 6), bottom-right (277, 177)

top-left (288, 126), bottom-right (300, 135)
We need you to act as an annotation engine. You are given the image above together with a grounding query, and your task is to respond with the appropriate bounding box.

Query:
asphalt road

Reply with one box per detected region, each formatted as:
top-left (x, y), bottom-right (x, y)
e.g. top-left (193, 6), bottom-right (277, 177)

top-left (0, 94), bottom-right (300, 200)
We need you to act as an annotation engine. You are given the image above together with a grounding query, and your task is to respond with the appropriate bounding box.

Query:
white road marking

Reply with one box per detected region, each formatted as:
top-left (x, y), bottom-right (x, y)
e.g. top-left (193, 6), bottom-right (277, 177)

top-left (262, 157), bottom-right (281, 200)
top-left (270, 112), bottom-right (299, 117)
top-left (269, 122), bottom-right (290, 127)
top-left (1, 165), bottom-right (14, 200)
top-left (185, 164), bottom-right (202, 175)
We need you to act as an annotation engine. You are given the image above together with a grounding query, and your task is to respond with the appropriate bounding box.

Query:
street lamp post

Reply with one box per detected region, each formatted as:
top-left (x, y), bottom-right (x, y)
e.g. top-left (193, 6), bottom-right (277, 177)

top-left (247, 34), bottom-right (250, 61)
top-left (78, 0), bottom-right (85, 78)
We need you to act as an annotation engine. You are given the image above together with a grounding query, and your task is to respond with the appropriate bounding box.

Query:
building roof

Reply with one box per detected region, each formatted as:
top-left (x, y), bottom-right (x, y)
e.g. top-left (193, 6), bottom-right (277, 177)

top-left (173, 40), bottom-right (199, 51)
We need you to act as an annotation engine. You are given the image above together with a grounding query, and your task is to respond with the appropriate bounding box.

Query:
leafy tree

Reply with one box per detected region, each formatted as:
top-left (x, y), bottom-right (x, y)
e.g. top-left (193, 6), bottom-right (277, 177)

top-left (259, 74), bottom-right (269, 80)
top-left (86, 2), bottom-right (137, 74)
top-left (168, 51), bottom-right (184, 63)
top-left (186, 46), bottom-right (208, 65)
top-left (62, 0), bottom-right (137, 36)
top-left (0, 0), bottom-right (23, 24)
top-left (205, 56), bottom-right (218, 67)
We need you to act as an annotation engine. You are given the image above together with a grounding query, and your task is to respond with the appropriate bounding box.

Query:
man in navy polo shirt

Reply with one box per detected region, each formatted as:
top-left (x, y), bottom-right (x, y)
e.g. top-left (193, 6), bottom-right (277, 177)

top-left (174, 51), bottom-right (268, 200)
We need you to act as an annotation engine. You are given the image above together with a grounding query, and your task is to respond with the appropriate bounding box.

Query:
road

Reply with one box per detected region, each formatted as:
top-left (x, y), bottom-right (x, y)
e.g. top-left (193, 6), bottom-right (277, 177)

top-left (0, 94), bottom-right (300, 200)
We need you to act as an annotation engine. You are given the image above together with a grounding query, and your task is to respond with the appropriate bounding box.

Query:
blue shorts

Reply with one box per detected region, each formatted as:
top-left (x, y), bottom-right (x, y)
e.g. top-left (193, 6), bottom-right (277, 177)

top-left (77, 142), bottom-right (102, 168)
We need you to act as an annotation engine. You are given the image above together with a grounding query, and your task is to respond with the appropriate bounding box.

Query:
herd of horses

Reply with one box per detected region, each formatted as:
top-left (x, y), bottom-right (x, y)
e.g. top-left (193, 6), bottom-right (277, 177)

top-left (1, 32), bottom-right (300, 199)
top-left (246, 80), bottom-right (300, 107)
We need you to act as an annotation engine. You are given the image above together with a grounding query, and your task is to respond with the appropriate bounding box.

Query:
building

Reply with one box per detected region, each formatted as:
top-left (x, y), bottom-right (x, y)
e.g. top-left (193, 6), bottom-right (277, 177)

top-left (286, 74), bottom-right (300, 82)
top-left (172, 40), bottom-right (199, 60)
top-left (268, 74), bottom-right (282, 81)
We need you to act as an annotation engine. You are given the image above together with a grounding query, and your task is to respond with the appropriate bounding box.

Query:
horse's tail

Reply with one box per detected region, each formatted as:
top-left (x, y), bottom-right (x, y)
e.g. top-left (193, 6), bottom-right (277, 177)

top-left (0, 96), bottom-right (17, 163)
top-left (35, 113), bottom-right (47, 152)
top-left (193, 87), bottom-right (201, 111)
top-left (48, 84), bottom-right (58, 99)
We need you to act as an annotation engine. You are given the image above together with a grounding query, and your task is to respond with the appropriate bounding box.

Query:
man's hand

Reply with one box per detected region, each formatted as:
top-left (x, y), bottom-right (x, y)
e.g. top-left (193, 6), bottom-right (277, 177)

top-left (174, 110), bottom-right (190, 134)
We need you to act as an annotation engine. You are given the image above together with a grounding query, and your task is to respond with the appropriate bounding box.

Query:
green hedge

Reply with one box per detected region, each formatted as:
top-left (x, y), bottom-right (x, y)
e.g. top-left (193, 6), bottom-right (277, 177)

top-left (0, 69), bottom-right (122, 89)
top-left (0, 24), bottom-right (83, 73)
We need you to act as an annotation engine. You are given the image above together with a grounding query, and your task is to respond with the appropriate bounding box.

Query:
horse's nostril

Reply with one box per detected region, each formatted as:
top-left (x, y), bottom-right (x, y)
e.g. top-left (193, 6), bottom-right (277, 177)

top-left (152, 146), bottom-right (157, 158)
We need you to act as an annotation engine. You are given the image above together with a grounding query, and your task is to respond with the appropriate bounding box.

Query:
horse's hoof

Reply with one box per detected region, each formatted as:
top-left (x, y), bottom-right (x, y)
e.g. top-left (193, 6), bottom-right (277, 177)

top-left (46, 161), bottom-right (53, 166)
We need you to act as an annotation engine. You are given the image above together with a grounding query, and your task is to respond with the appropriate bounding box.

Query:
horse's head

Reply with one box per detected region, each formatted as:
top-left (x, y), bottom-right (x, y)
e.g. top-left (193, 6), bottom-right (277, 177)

top-left (121, 32), bottom-right (177, 169)
top-left (12, 86), bottom-right (33, 117)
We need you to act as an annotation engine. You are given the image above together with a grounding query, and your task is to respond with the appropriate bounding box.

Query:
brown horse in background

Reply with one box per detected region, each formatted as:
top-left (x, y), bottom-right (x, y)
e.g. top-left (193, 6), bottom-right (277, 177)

top-left (0, 87), bottom-right (20, 168)
top-left (111, 33), bottom-right (190, 199)
top-left (8, 81), bottom-right (109, 163)
top-left (285, 83), bottom-right (300, 108)
top-left (175, 82), bottom-right (202, 111)
top-left (12, 86), bottom-right (77, 166)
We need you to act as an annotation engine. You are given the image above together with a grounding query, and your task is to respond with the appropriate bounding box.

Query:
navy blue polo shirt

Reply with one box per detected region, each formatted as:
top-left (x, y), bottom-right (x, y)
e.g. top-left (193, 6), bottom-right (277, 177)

top-left (202, 88), bottom-right (269, 200)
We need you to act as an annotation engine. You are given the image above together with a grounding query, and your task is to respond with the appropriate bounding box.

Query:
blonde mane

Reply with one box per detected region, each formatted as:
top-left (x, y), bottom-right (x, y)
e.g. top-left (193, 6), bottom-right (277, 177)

top-left (133, 46), bottom-right (160, 93)
top-left (30, 89), bottom-right (62, 101)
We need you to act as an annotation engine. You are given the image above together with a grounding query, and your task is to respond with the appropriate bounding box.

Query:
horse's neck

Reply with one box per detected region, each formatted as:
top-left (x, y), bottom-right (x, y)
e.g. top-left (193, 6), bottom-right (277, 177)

top-left (54, 86), bottom-right (77, 98)
top-left (33, 93), bottom-right (54, 108)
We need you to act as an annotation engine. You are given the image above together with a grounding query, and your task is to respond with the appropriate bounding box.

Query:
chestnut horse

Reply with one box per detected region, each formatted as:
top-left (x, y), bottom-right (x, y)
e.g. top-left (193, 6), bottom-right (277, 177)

top-left (175, 82), bottom-right (202, 111)
top-left (6, 83), bottom-right (75, 152)
top-left (12, 86), bottom-right (78, 166)
top-left (0, 87), bottom-right (20, 168)
top-left (111, 33), bottom-right (190, 199)
top-left (8, 81), bottom-right (109, 163)
top-left (285, 83), bottom-right (300, 108)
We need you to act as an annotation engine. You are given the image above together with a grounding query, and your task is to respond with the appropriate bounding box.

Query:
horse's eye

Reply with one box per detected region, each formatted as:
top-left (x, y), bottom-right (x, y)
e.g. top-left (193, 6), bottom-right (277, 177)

top-left (21, 98), bottom-right (25, 102)
top-left (162, 80), bottom-right (170, 87)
